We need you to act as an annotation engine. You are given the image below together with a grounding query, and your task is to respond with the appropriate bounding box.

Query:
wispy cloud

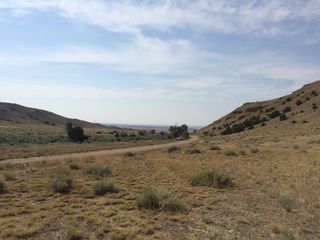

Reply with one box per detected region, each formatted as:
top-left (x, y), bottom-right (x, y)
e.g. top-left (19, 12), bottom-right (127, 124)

top-left (1, 0), bottom-right (320, 40)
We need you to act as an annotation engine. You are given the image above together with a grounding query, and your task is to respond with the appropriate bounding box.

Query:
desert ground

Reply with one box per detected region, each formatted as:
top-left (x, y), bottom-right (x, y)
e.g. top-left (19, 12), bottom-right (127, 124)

top-left (0, 125), bottom-right (173, 160)
top-left (0, 127), bottom-right (319, 240)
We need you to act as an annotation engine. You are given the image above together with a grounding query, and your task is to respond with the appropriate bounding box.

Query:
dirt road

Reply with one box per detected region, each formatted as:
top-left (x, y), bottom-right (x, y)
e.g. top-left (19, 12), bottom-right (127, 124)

top-left (0, 136), bottom-right (198, 165)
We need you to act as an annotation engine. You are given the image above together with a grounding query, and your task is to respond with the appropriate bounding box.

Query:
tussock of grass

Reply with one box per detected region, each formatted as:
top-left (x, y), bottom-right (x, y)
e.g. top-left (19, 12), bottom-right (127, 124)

top-left (281, 228), bottom-right (297, 240)
top-left (124, 152), bottom-right (136, 157)
top-left (250, 148), bottom-right (259, 153)
top-left (94, 180), bottom-right (118, 196)
top-left (210, 145), bottom-right (221, 151)
top-left (186, 148), bottom-right (201, 154)
top-left (167, 146), bottom-right (178, 153)
top-left (191, 169), bottom-right (233, 188)
top-left (3, 171), bottom-right (16, 181)
top-left (0, 180), bottom-right (5, 194)
top-left (67, 228), bottom-right (83, 240)
top-left (224, 151), bottom-right (238, 156)
top-left (49, 168), bottom-right (73, 194)
top-left (279, 196), bottom-right (297, 212)
top-left (69, 162), bottom-right (80, 170)
top-left (85, 164), bottom-right (112, 177)
top-left (137, 186), bottom-right (186, 213)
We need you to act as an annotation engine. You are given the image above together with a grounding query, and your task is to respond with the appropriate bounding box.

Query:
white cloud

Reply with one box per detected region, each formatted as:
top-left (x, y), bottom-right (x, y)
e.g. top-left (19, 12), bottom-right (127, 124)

top-left (0, 82), bottom-right (210, 102)
top-left (1, 0), bottom-right (320, 38)
top-left (0, 33), bottom-right (206, 75)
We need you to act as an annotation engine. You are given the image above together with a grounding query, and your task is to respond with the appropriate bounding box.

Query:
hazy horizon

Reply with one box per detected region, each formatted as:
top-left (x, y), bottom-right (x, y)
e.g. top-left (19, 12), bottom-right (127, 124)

top-left (1, 0), bottom-right (320, 126)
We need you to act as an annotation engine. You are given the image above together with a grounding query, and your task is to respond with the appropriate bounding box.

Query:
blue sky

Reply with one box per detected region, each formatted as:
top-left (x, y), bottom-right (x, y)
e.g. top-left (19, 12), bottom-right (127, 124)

top-left (0, 0), bottom-right (320, 126)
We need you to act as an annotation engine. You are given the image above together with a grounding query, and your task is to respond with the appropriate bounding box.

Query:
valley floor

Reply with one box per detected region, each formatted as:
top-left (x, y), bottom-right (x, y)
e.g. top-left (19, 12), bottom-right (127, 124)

top-left (0, 132), bottom-right (319, 239)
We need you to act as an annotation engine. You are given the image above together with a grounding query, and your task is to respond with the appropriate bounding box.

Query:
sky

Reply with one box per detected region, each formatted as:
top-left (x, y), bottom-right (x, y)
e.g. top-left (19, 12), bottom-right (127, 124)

top-left (0, 0), bottom-right (320, 126)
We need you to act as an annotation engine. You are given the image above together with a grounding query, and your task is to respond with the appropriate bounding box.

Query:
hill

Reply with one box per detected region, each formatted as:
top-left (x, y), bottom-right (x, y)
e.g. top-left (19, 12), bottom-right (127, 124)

top-left (200, 80), bottom-right (320, 136)
top-left (0, 102), bottom-right (106, 128)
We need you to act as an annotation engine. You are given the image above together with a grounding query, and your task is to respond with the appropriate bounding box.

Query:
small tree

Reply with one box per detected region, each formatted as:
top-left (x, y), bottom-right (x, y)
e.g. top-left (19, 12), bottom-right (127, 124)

top-left (66, 122), bottom-right (87, 142)
top-left (169, 124), bottom-right (189, 139)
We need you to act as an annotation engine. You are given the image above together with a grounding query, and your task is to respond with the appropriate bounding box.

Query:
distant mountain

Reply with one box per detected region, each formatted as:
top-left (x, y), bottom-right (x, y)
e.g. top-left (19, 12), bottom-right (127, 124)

top-left (0, 102), bottom-right (107, 128)
top-left (200, 80), bottom-right (320, 136)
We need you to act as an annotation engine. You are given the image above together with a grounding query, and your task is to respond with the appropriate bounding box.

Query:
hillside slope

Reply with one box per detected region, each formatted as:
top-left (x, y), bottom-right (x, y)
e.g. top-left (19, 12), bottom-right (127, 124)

top-left (200, 80), bottom-right (320, 136)
top-left (0, 102), bottom-right (106, 128)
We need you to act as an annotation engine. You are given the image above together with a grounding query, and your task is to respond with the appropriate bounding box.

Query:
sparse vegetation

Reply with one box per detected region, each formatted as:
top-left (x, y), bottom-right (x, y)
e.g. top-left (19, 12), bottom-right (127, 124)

top-left (137, 187), bottom-right (186, 213)
top-left (221, 116), bottom-right (267, 135)
top-left (169, 124), bottom-right (190, 139)
top-left (66, 122), bottom-right (88, 142)
top-left (186, 148), bottom-right (201, 154)
top-left (69, 162), bottom-right (80, 170)
top-left (85, 164), bottom-right (112, 177)
top-left (168, 146), bottom-right (178, 153)
top-left (124, 152), bottom-right (136, 157)
top-left (3, 171), bottom-right (16, 181)
top-left (191, 169), bottom-right (233, 188)
top-left (224, 151), bottom-right (237, 156)
top-left (280, 113), bottom-right (288, 121)
top-left (67, 228), bottom-right (83, 240)
top-left (282, 106), bottom-right (291, 113)
top-left (250, 148), bottom-right (259, 153)
top-left (279, 196), bottom-right (297, 212)
top-left (49, 168), bottom-right (73, 194)
top-left (281, 228), bottom-right (297, 240)
top-left (210, 145), bottom-right (221, 150)
top-left (312, 103), bottom-right (318, 111)
top-left (93, 180), bottom-right (117, 196)
top-left (0, 180), bottom-right (5, 194)
top-left (296, 100), bottom-right (303, 106)
top-left (268, 110), bottom-right (281, 119)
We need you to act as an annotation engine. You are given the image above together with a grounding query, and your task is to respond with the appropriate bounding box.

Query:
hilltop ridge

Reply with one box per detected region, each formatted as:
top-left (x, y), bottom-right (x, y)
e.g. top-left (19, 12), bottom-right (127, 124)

top-left (200, 80), bottom-right (320, 136)
top-left (0, 102), bottom-right (106, 129)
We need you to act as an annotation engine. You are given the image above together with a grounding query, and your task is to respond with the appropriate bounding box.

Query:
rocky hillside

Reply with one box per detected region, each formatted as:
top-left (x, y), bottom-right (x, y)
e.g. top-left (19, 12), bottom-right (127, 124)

top-left (200, 80), bottom-right (320, 136)
top-left (0, 102), bottom-right (107, 128)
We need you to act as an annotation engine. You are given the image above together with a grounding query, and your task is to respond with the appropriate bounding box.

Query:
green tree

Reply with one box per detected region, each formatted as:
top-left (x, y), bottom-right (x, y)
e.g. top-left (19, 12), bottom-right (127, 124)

top-left (66, 122), bottom-right (87, 142)
top-left (169, 124), bottom-right (189, 139)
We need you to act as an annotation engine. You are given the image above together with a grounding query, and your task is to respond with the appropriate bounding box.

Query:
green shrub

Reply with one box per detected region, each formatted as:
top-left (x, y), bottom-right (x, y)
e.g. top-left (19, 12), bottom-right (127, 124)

top-left (137, 187), bottom-right (186, 213)
top-left (191, 170), bottom-right (232, 188)
top-left (296, 100), bottom-right (303, 105)
top-left (210, 145), bottom-right (221, 151)
top-left (67, 228), bottom-right (83, 240)
top-left (279, 196), bottom-right (297, 212)
top-left (86, 164), bottom-right (112, 177)
top-left (161, 195), bottom-right (186, 213)
top-left (49, 169), bottom-right (73, 194)
top-left (66, 122), bottom-right (88, 142)
top-left (124, 152), bottom-right (135, 157)
top-left (94, 180), bottom-right (117, 196)
top-left (0, 180), bottom-right (5, 194)
top-left (186, 148), bottom-right (201, 154)
top-left (224, 151), bottom-right (237, 156)
top-left (312, 103), bottom-right (318, 111)
top-left (282, 106), bottom-right (291, 113)
top-left (280, 113), bottom-right (288, 121)
top-left (168, 146), bottom-right (178, 153)
top-left (3, 171), bottom-right (16, 181)
top-left (250, 148), bottom-right (259, 153)
top-left (281, 228), bottom-right (297, 240)
top-left (137, 187), bottom-right (160, 210)
top-left (69, 162), bottom-right (80, 170)
top-left (268, 110), bottom-right (281, 119)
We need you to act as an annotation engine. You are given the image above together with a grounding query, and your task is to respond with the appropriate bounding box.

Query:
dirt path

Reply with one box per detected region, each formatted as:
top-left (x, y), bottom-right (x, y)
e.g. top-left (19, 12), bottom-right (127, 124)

top-left (0, 136), bottom-right (198, 165)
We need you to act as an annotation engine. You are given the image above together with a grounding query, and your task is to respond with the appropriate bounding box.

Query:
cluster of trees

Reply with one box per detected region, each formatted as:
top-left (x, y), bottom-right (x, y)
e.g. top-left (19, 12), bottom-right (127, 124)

top-left (169, 124), bottom-right (189, 139)
top-left (66, 122), bottom-right (88, 142)
top-left (221, 104), bottom-right (295, 135)
top-left (221, 116), bottom-right (268, 135)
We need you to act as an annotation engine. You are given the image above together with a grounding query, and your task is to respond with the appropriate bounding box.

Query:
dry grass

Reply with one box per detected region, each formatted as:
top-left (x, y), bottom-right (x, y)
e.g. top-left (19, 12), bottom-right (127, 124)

top-left (0, 125), bottom-right (173, 160)
top-left (0, 130), bottom-right (319, 239)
